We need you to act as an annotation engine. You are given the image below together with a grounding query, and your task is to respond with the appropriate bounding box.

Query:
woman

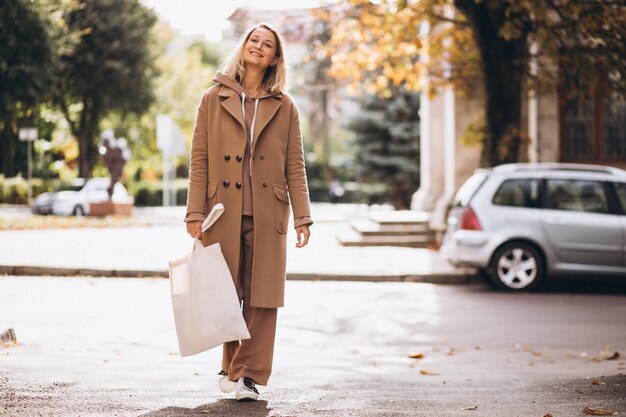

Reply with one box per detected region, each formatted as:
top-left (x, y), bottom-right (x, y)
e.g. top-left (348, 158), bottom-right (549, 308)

top-left (184, 23), bottom-right (312, 402)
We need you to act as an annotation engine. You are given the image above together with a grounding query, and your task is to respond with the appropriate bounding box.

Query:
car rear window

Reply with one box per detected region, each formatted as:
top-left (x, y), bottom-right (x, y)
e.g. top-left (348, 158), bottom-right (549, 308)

top-left (453, 171), bottom-right (488, 207)
top-left (56, 184), bottom-right (83, 192)
top-left (492, 179), bottom-right (541, 208)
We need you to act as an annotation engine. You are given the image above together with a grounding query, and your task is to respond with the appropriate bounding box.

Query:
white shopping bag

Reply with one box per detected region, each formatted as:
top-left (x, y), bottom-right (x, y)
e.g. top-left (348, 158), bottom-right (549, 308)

top-left (168, 203), bottom-right (250, 357)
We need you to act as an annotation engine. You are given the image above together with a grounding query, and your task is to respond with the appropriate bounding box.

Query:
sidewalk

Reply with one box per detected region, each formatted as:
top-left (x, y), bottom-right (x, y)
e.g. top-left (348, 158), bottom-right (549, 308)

top-left (0, 204), bottom-right (476, 283)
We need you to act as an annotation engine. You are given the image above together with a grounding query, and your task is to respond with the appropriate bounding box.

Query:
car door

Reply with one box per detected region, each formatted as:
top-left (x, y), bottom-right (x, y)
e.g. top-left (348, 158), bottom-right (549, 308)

top-left (613, 181), bottom-right (626, 267)
top-left (541, 178), bottom-right (622, 269)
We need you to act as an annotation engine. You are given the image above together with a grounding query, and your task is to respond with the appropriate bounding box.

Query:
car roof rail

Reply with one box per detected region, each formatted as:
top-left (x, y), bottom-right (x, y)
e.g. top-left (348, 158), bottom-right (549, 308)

top-left (493, 163), bottom-right (626, 177)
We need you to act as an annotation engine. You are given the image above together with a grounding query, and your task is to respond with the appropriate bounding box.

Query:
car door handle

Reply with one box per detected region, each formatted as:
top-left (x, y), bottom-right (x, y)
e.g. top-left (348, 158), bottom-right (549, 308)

top-left (546, 217), bottom-right (567, 225)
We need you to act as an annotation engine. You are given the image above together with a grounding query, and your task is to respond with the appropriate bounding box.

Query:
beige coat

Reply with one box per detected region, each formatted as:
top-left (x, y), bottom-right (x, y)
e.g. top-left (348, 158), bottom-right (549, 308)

top-left (185, 84), bottom-right (312, 308)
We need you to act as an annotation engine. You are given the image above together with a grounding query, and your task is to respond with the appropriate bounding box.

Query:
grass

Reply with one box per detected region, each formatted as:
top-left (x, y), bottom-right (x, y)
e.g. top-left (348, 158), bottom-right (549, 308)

top-left (0, 215), bottom-right (147, 231)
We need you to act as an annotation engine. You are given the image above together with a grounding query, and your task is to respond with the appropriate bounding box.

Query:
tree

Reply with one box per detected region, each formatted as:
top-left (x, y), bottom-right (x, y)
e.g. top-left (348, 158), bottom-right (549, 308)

top-left (0, 0), bottom-right (53, 176)
top-left (52, 0), bottom-right (158, 178)
top-left (322, 0), bottom-right (626, 166)
top-left (107, 21), bottom-right (218, 183)
top-left (346, 88), bottom-right (420, 209)
top-left (301, 10), bottom-right (335, 180)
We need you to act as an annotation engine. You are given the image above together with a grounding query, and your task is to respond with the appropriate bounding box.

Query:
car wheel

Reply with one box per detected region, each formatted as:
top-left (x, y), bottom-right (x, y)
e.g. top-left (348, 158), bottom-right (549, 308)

top-left (73, 205), bottom-right (85, 216)
top-left (488, 242), bottom-right (545, 291)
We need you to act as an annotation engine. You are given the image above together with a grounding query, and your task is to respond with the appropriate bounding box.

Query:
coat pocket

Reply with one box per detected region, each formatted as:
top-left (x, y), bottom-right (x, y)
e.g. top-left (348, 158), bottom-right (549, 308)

top-left (204, 183), bottom-right (218, 231)
top-left (273, 184), bottom-right (290, 234)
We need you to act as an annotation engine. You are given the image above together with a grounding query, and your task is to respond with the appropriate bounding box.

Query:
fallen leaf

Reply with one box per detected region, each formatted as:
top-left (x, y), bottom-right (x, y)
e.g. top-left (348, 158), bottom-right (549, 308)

top-left (591, 357), bottom-right (604, 363)
top-left (447, 347), bottom-right (464, 356)
top-left (543, 414), bottom-right (554, 417)
top-left (408, 353), bottom-right (424, 359)
top-left (583, 406), bottom-right (619, 415)
top-left (605, 352), bottom-right (621, 361)
top-left (461, 406), bottom-right (478, 410)
top-left (592, 380), bottom-right (607, 385)
top-left (531, 350), bottom-right (542, 357)
top-left (420, 370), bottom-right (441, 376)
top-left (575, 389), bottom-right (585, 394)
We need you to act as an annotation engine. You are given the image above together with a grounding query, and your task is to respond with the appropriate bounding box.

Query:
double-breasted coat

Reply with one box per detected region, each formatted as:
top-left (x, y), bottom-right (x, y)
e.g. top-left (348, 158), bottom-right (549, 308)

top-left (185, 84), bottom-right (311, 308)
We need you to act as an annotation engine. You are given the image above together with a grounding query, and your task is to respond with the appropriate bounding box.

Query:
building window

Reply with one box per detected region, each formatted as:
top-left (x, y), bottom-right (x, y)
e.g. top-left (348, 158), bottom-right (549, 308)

top-left (561, 95), bottom-right (626, 162)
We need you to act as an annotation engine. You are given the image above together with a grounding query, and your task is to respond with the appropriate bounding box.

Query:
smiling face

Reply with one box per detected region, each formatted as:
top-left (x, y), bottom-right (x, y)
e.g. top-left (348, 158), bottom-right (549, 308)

top-left (243, 27), bottom-right (278, 70)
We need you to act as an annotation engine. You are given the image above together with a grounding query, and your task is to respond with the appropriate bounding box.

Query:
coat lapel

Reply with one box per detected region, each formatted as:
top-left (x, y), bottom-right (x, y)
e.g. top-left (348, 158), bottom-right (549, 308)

top-left (252, 97), bottom-right (282, 153)
top-left (218, 87), bottom-right (245, 131)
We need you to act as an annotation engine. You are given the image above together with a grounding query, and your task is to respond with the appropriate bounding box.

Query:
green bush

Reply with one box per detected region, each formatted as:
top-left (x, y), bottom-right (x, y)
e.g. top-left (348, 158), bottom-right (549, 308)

top-left (307, 178), bottom-right (389, 204)
top-left (128, 180), bottom-right (188, 206)
top-left (0, 175), bottom-right (58, 205)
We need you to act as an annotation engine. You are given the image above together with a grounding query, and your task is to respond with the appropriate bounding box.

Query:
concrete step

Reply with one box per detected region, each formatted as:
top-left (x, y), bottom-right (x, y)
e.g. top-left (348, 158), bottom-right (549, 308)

top-left (336, 228), bottom-right (436, 248)
top-left (368, 210), bottom-right (430, 226)
top-left (351, 219), bottom-right (434, 237)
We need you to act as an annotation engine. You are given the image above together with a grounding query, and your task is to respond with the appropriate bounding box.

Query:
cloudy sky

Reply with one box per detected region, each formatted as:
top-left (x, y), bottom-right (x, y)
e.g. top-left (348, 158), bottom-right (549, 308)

top-left (142, 0), bottom-right (324, 41)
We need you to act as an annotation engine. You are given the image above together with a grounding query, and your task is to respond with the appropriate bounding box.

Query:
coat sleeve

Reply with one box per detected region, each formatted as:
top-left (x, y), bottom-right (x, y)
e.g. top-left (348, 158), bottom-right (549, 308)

top-left (184, 92), bottom-right (210, 222)
top-left (285, 102), bottom-right (312, 222)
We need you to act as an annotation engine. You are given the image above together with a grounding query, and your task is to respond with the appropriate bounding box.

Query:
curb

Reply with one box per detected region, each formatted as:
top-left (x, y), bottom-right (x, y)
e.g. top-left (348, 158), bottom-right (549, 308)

top-left (0, 264), bottom-right (480, 285)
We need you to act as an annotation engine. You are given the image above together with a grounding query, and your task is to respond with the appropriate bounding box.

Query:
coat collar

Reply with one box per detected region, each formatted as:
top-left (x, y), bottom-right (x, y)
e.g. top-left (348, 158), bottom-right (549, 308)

top-left (218, 86), bottom-right (283, 150)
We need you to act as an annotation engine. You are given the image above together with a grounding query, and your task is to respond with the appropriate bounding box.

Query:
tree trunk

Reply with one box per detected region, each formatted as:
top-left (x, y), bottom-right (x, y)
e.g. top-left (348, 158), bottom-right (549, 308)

top-left (0, 117), bottom-right (16, 176)
top-left (77, 97), bottom-right (100, 178)
top-left (455, 0), bottom-right (529, 167)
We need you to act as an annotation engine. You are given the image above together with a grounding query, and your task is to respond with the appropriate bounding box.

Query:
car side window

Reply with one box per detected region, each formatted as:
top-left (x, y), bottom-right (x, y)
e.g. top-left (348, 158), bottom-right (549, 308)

top-left (546, 179), bottom-right (608, 213)
top-left (615, 183), bottom-right (626, 214)
top-left (492, 179), bottom-right (541, 208)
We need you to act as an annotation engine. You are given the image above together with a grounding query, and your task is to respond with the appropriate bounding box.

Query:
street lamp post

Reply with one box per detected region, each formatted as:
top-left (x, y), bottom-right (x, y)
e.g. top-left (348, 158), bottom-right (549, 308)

top-left (18, 127), bottom-right (38, 205)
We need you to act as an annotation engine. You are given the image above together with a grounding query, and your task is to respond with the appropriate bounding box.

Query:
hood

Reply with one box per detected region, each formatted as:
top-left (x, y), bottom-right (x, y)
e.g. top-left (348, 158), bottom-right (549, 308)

top-left (213, 72), bottom-right (280, 99)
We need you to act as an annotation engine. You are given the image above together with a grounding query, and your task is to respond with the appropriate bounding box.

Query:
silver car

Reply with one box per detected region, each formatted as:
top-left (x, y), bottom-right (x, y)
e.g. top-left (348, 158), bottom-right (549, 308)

top-left (441, 163), bottom-right (626, 291)
top-left (32, 178), bottom-right (132, 216)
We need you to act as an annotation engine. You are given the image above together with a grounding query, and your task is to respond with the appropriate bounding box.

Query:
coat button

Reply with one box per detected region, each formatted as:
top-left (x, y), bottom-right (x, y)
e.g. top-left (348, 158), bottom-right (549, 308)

top-left (236, 155), bottom-right (242, 162)
top-left (262, 182), bottom-right (267, 187)
top-left (223, 180), bottom-right (230, 187)
top-left (235, 182), bottom-right (242, 189)
top-left (259, 155), bottom-right (264, 160)
top-left (224, 154), bottom-right (231, 161)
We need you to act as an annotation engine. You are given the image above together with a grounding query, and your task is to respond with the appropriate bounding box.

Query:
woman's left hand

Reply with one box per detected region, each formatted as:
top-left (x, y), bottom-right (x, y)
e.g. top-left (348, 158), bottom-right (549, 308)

top-left (295, 225), bottom-right (310, 248)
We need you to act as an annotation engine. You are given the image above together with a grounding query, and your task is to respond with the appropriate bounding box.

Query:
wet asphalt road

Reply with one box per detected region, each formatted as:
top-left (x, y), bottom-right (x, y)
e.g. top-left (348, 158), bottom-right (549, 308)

top-left (1, 276), bottom-right (625, 417)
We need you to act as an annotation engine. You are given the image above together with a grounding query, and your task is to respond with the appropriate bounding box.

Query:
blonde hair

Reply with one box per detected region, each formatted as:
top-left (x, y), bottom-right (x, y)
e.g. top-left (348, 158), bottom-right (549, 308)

top-left (220, 23), bottom-right (287, 94)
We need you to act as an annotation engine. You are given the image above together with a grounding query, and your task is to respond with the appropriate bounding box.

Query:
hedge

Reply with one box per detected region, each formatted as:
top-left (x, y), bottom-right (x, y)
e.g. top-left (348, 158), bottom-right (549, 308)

top-left (0, 176), bottom-right (390, 206)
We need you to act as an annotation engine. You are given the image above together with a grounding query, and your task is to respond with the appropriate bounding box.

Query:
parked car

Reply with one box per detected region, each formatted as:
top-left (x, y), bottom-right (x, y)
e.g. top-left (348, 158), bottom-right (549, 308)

top-left (440, 163), bottom-right (626, 291)
top-left (32, 178), bottom-right (132, 216)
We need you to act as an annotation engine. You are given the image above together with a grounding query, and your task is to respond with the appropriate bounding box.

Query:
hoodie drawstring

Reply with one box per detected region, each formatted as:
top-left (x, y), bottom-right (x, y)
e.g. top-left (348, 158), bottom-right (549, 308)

top-left (240, 92), bottom-right (260, 176)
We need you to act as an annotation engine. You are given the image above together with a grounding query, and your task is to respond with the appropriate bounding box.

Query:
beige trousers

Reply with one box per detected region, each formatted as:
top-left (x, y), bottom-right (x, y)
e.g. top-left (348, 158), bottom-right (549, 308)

top-left (222, 215), bottom-right (277, 386)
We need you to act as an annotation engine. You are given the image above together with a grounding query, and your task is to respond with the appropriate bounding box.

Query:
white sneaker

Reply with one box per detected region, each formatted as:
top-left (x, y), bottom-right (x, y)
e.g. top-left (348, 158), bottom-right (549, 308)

top-left (235, 377), bottom-right (259, 402)
top-left (217, 371), bottom-right (236, 393)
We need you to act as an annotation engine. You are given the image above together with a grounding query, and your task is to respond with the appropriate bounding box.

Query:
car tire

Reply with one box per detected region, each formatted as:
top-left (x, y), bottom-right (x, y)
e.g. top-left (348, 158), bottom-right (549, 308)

top-left (488, 242), bottom-right (545, 291)
top-left (73, 205), bottom-right (85, 216)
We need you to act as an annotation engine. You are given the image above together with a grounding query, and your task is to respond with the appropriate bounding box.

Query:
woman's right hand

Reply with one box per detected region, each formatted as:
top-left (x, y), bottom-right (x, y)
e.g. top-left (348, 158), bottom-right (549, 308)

top-left (186, 221), bottom-right (202, 239)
